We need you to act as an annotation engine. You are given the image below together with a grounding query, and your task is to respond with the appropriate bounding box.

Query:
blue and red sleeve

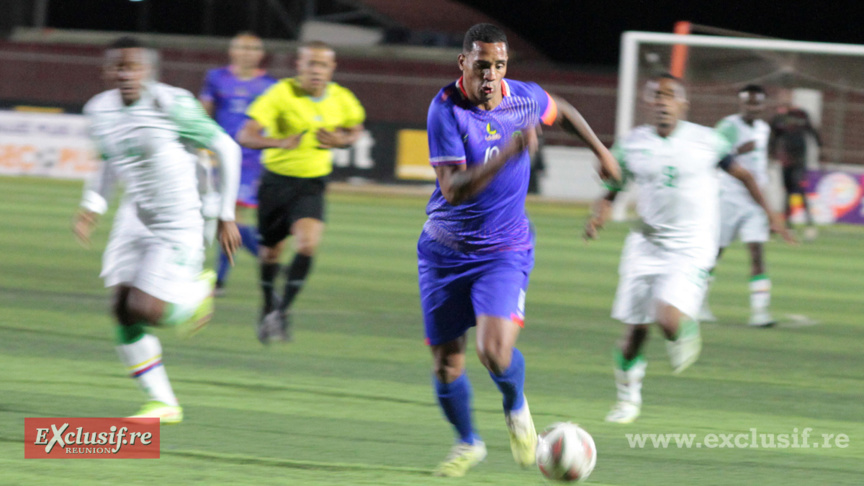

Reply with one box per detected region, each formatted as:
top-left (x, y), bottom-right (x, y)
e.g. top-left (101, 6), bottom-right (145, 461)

top-left (427, 89), bottom-right (466, 167)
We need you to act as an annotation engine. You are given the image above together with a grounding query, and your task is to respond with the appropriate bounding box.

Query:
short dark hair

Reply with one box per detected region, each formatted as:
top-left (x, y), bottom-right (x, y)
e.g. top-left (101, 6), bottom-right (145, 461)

top-left (739, 84), bottom-right (766, 95)
top-left (654, 72), bottom-right (684, 85)
top-left (462, 23), bottom-right (508, 52)
top-left (646, 72), bottom-right (687, 99)
top-left (109, 36), bottom-right (145, 50)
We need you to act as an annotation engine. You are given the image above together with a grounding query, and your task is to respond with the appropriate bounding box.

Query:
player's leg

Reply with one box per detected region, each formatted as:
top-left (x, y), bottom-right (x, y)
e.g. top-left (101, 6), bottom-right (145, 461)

top-left (471, 255), bottom-right (536, 466)
top-left (656, 262), bottom-right (708, 374)
top-left (607, 234), bottom-right (656, 423)
top-left (272, 178), bottom-right (327, 340)
top-left (700, 245), bottom-right (729, 322)
top-left (270, 216), bottom-right (324, 340)
top-left (782, 167), bottom-right (796, 228)
top-left (747, 242), bottom-right (775, 327)
top-left (792, 164), bottom-right (818, 240)
top-left (419, 240), bottom-right (486, 477)
top-left (236, 158), bottom-right (263, 258)
top-left (607, 324), bottom-right (649, 424)
top-left (255, 172), bottom-right (291, 342)
top-left (430, 336), bottom-right (487, 477)
top-left (703, 198), bottom-right (741, 322)
top-left (115, 231), bottom-right (213, 423)
top-left (740, 206), bottom-right (775, 326)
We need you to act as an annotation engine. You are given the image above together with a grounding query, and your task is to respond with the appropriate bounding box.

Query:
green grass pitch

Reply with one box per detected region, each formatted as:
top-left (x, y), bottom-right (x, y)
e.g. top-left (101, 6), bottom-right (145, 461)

top-left (1, 176), bottom-right (861, 485)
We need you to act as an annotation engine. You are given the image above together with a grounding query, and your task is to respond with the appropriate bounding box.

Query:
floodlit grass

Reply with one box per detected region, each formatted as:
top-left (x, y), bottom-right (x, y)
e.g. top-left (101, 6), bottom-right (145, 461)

top-left (1, 177), bottom-right (861, 485)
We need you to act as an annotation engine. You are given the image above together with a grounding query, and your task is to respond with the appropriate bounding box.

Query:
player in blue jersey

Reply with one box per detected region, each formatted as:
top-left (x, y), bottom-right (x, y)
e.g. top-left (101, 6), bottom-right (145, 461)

top-left (199, 32), bottom-right (277, 294)
top-left (420, 23), bottom-right (620, 477)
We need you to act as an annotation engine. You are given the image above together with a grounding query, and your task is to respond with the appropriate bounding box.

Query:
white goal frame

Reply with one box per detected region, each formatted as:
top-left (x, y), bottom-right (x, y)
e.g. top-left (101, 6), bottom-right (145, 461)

top-left (615, 31), bottom-right (864, 139)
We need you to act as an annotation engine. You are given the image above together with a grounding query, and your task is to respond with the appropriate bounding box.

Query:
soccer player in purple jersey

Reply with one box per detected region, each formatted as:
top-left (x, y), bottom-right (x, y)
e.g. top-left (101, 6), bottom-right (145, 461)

top-left (420, 23), bottom-right (620, 477)
top-left (199, 32), bottom-right (277, 294)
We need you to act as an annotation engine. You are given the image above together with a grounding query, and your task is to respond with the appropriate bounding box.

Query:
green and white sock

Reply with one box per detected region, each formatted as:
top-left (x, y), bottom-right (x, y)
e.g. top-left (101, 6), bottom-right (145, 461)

top-left (749, 275), bottom-right (771, 313)
top-left (613, 350), bottom-right (646, 405)
top-left (115, 333), bottom-right (178, 406)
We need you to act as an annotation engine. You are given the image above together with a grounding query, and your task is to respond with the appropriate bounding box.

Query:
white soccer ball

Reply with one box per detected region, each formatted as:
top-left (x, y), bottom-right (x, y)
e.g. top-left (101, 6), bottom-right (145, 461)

top-left (536, 422), bottom-right (597, 482)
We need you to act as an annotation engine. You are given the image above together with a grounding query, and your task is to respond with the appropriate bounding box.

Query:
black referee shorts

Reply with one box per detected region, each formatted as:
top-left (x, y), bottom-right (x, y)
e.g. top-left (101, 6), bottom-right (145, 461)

top-left (257, 170), bottom-right (327, 248)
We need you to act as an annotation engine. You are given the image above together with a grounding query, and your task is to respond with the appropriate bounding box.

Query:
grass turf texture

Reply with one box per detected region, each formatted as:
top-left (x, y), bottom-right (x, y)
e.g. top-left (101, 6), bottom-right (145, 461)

top-left (1, 176), bottom-right (861, 485)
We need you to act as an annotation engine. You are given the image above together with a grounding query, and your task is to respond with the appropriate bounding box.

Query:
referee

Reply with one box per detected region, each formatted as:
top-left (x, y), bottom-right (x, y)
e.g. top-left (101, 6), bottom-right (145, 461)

top-left (237, 40), bottom-right (366, 343)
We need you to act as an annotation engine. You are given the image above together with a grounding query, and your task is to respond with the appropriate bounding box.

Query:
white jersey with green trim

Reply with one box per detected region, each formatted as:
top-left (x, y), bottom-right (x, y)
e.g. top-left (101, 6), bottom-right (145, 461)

top-left (715, 114), bottom-right (771, 200)
top-left (83, 82), bottom-right (224, 231)
top-left (612, 121), bottom-right (732, 252)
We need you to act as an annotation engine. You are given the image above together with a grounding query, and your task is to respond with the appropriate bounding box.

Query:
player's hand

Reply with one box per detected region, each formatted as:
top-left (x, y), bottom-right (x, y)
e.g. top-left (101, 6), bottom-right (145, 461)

top-left (316, 128), bottom-right (353, 149)
top-left (597, 151), bottom-right (621, 183)
top-left (73, 210), bottom-right (98, 248)
top-left (519, 125), bottom-right (540, 155)
top-left (769, 213), bottom-right (797, 245)
top-left (217, 220), bottom-right (242, 266)
top-left (736, 140), bottom-right (756, 155)
top-left (584, 199), bottom-right (612, 241)
top-left (277, 131), bottom-right (306, 150)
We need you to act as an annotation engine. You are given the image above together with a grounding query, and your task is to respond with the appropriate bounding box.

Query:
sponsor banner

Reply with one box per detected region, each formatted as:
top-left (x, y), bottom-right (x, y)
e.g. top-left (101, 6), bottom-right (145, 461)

top-left (788, 170), bottom-right (864, 225)
top-left (0, 109), bottom-right (403, 183)
top-left (25, 417), bottom-right (160, 459)
top-left (0, 111), bottom-right (99, 179)
top-left (395, 129), bottom-right (435, 181)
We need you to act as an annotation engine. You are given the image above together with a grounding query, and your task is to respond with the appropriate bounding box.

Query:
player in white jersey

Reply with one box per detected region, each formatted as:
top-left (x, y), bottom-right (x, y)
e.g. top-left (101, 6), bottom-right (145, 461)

top-left (584, 74), bottom-right (793, 424)
top-left (73, 37), bottom-right (242, 424)
top-left (700, 85), bottom-right (777, 327)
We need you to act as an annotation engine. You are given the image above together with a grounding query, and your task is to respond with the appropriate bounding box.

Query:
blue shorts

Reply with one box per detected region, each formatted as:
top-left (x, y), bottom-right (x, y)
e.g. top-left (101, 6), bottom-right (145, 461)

top-left (237, 152), bottom-right (263, 208)
top-left (418, 232), bottom-right (534, 346)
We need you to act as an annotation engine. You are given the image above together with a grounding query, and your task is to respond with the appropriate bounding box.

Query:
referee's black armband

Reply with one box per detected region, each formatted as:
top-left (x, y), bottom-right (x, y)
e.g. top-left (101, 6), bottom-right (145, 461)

top-left (717, 154), bottom-right (735, 171)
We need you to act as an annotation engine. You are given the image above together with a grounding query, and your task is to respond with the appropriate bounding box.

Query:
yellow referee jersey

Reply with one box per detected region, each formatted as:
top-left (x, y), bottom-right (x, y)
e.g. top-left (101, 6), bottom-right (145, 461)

top-left (246, 78), bottom-right (366, 178)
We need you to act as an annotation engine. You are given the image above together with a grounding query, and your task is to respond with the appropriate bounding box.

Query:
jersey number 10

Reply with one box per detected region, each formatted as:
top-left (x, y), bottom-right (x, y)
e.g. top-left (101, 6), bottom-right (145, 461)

top-left (484, 146), bottom-right (500, 164)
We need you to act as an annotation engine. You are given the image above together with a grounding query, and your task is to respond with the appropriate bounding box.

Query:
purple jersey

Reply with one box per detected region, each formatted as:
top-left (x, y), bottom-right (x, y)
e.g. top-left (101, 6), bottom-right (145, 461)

top-left (200, 67), bottom-right (277, 137)
top-left (423, 78), bottom-right (558, 254)
top-left (200, 67), bottom-right (276, 206)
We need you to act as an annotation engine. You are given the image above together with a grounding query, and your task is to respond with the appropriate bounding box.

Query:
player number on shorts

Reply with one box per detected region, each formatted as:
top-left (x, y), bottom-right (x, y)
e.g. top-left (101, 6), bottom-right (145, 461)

top-left (662, 165), bottom-right (678, 187)
top-left (484, 146), bottom-right (500, 164)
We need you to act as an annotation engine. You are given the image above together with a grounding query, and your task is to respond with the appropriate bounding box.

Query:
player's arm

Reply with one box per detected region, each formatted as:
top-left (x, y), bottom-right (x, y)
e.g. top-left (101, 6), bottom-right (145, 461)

top-left (584, 139), bottom-right (629, 240)
top-left (74, 155), bottom-right (115, 247)
top-left (721, 157), bottom-right (796, 244)
top-left (199, 98), bottom-right (215, 118)
top-left (206, 131), bottom-right (244, 262)
top-left (315, 124), bottom-right (364, 149)
top-left (168, 92), bottom-right (243, 261)
top-left (550, 94), bottom-right (620, 183)
top-left (236, 118), bottom-right (305, 150)
top-left (584, 190), bottom-right (618, 241)
top-left (317, 90), bottom-right (366, 149)
top-left (74, 113), bottom-right (116, 248)
top-left (438, 127), bottom-right (538, 206)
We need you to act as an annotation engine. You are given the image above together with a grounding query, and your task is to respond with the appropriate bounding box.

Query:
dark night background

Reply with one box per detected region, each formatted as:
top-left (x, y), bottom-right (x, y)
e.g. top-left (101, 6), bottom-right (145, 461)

top-left (27, 0), bottom-right (864, 66)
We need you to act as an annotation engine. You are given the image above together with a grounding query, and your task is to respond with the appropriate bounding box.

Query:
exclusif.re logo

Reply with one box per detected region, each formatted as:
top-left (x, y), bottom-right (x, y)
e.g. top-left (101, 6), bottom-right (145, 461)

top-left (25, 418), bottom-right (160, 459)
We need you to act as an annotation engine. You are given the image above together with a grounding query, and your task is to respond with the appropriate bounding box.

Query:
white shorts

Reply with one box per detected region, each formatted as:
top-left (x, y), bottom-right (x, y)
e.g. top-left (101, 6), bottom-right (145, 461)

top-left (611, 232), bottom-right (713, 324)
top-left (101, 203), bottom-right (205, 304)
top-left (719, 197), bottom-right (769, 247)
